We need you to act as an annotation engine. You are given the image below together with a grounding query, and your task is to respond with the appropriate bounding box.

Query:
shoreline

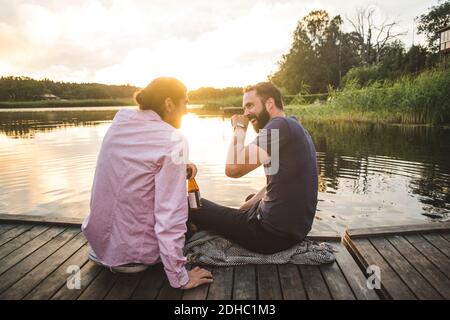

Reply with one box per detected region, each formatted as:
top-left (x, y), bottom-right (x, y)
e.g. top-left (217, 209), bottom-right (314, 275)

top-left (0, 98), bottom-right (135, 109)
top-left (285, 104), bottom-right (450, 127)
top-left (1, 99), bottom-right (449, 127)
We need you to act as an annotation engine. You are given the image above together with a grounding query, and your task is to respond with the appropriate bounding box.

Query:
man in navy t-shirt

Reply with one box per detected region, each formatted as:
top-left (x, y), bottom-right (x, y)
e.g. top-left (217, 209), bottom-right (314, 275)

top-left (188, 82), bottom-right (318, 254)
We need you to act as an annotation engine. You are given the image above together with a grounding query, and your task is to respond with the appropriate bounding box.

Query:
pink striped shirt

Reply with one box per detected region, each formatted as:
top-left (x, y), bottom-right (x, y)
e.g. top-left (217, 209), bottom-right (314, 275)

top-left (82, 108), bottom-right (189, 288)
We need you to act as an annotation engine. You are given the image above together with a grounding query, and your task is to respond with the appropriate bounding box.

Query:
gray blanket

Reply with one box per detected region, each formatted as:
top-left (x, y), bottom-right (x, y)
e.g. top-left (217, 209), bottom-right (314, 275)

top-left (183, 231), bottom-right (336, 266)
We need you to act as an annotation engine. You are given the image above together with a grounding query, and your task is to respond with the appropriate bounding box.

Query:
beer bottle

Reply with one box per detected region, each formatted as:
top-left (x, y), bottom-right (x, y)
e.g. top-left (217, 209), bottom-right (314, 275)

top-left (187, 177), bottom-right (202, 210)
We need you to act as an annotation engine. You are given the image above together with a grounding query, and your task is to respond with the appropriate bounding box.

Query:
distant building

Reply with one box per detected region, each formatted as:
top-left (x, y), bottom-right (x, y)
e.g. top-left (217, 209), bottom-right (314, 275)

top-left (40, 94), bottom-right (60, 100)
top-left (439, 25), bottom-right (450, 54)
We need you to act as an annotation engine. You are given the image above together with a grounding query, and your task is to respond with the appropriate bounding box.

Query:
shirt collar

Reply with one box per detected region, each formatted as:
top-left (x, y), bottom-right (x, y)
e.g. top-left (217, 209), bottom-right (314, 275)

top-left (136, 109), bottom-right (163, 122)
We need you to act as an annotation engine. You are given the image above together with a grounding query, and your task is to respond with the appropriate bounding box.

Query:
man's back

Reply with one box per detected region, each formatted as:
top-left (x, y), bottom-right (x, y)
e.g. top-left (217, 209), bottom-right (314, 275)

top-left (83, 108), bottom-right (189, 271)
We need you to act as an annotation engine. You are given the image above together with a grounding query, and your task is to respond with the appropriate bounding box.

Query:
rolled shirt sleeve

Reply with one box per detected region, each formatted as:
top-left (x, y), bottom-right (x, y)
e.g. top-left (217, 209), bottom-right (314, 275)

top-left (154, 149), bottom-right (189, 288)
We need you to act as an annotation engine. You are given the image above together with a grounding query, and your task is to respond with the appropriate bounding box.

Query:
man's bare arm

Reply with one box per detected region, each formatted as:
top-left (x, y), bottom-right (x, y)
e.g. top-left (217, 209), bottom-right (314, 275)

top-left (225, 115), bottom-right (269, 178)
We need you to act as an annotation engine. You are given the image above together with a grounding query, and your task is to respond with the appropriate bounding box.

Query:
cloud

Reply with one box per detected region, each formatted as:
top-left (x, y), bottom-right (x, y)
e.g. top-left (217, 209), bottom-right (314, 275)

top-left (0, 0), bottom-right (436, 88)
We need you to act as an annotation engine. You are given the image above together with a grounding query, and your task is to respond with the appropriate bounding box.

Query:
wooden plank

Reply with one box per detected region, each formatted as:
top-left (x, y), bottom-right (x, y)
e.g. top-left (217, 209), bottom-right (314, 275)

top-left (278, 264), bottom-right (307, 300)
top-left (207, 267), bottom-right (234, 300)
top-left (0, 227), bottom-right (78, 294)
top-left (0, 226), bottom-right (66, 276)
top-left (24, 244), bottom-right (90, 300)
top-left (0, 214), bottom-right (83, 227)
top-left (320, 262), bottom-right (355, 300)
top-left (306, 233), bottom-right (341, 242)
top-left (422, 233), bottom-right (450, 258)
top-left (0, 218), bottom-right (338, 241)
top-left (334, 242), bottom-right (379, 300)
top-left (156, 278), bottom-right (183, 300)
top-left (346, 222), bottom-right (450, 239)
top-left (104, 272), bottom-right (145, 300)
top-left (223, 107), bottom-right (243, 114)
top-left (0, 223), bottom-right (18, 235)
top-left (182, 282), bottom-right (209, 300)
top-left (78, 268), bottom-right (118, 300)
top-left (131, 264), bottom-right (165, 300)
top-left (404, 234), bottom-right (450, 278)
top-left (0, 224), bottom-right (34, 246)
top-left (232, 265), bottom-right (256, 300)
top-left (298, 265), bottom-right (331, 300)
top-left (347, 237), bottom-right (415, 300)
top-left (257, 265), bottom-right (282, 300)
top-left (387, 235), bottom-right (450, 299)
top-left (440, 232), bottom-right (450, 242)
top-left (0, 225), bottom-right (49, 261)
top-left (51, 260), bottom-right (102, 300)
top-left (0, 231), bottom-right (87, 300)
top-left (369, 237), bottom-right (442, 300)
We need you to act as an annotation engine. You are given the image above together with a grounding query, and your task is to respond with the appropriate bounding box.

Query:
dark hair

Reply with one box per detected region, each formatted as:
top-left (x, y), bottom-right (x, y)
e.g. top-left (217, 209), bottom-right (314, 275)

top-left (134, 77), bottom-right (187, 117)
top-left (244, 82), bottom-right (283, 110)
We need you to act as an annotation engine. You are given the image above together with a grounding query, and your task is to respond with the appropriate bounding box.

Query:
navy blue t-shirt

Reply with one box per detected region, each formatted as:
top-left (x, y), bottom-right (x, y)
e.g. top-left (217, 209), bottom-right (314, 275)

top-left (251, 116), bottom-right (318, 241)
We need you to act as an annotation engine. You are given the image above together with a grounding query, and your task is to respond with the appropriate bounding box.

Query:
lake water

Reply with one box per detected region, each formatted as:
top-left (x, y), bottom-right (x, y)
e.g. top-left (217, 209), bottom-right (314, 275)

top-left (0, 106), bottom-right (449, 235)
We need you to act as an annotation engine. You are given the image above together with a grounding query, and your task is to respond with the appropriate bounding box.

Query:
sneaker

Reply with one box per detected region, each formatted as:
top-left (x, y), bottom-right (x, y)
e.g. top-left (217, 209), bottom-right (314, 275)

top-left (88, 248), bottom-right (148, 273)
top-left (110, 264), bottom-right (149, 273)
top-left (88, 248), bottom-right (104, 266)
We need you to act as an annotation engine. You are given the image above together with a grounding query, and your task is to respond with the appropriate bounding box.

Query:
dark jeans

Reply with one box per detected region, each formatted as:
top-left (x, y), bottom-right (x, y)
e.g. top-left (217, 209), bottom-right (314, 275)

top-left (188, 198), bottom-right (298, 254)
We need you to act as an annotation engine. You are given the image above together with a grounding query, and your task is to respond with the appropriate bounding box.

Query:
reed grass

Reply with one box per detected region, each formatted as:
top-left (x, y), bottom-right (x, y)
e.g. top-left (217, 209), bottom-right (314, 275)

top-left (288, 68), bottom-right (450, 125)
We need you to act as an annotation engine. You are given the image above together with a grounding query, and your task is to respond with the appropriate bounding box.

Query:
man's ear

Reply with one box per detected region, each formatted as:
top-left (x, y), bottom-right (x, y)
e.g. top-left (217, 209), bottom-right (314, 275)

top-left (265, 97), bottom-right (275, 111)
top-left (164, 97), bottom-right (173, 113)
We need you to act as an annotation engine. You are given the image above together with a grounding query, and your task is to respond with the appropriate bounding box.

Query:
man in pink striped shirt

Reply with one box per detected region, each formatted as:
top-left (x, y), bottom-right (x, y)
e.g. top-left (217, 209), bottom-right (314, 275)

top-left (82, 77), bottom-right (213, 289)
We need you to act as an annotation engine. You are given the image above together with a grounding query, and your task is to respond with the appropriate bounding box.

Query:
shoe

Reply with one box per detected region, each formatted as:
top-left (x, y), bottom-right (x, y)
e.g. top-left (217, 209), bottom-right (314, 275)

top-left (88, 248), bottom-right (104, 266)
top-left (88, 247), bottom-right (148, 273)
top-left (111, 264), bottom-right (148, 273)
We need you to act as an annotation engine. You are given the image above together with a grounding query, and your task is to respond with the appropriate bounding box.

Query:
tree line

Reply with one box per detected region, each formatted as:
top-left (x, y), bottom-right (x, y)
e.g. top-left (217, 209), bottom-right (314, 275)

top-left (0, 76), bottom-right (139, 101)
top-left (187, 87), bottom-right (243, 101)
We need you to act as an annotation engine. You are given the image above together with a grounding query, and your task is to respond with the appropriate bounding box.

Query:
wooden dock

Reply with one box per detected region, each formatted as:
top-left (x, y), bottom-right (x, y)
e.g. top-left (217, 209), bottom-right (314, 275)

top-left (222, 107), bottom-right (242, 115)
top-left (343, 222), bottom-right (450, 300)
top-left (0, 214), bottom-right (448, 300)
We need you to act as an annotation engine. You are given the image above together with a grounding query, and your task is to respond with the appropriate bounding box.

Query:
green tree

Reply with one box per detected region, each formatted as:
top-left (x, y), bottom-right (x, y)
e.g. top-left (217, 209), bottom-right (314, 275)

top-left (378, 41), bottom-right (406, 79)
top-left (404, 45), bottom-right (428, 74)
top-left (341, 64), bottom-right (382, 87)
top-left (417, 0), bottom-right (450, 52)
top-left (270, 10), bottom-right (359, 94)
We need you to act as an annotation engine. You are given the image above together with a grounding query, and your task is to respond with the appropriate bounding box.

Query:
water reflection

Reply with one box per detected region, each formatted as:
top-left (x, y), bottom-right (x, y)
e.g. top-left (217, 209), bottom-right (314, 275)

top-left (0, 107), bottom-right (449, 234)
top-left (308, 122), bottom-right (450, 216)
top-left (0, 107), bottom-right (123, 138)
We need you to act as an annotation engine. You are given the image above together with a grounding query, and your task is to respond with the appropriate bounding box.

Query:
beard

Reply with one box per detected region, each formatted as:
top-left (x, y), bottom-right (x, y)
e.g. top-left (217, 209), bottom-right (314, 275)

top-left (249, 107), bottom-right (270, 133)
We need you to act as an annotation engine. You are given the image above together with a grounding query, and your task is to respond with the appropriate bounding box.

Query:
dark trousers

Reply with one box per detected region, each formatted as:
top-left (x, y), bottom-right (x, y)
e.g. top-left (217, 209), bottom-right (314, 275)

top-left (188, 198), bottom-right (298, 254)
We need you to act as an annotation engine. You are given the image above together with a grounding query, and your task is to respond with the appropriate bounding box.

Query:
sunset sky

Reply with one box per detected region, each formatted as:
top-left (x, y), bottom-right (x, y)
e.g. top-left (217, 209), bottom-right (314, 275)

top-left (0, 0), bottom-right (436, 89)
